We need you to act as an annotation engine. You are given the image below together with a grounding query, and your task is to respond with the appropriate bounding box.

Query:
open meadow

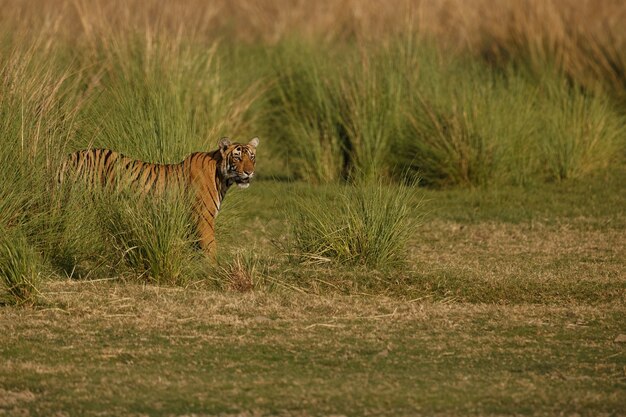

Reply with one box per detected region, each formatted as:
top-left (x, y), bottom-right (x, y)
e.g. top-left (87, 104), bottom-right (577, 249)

top-left (1, 1), bottom-right (625, 415)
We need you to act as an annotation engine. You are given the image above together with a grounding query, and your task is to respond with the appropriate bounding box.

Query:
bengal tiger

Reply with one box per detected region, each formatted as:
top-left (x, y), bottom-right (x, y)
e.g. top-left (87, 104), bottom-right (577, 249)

top-left (58, 137), bottom-right (259, 258)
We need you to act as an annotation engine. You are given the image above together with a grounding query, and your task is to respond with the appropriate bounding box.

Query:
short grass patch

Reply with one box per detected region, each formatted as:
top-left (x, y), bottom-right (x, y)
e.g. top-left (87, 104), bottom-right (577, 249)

top-left (221, 174), bottom-right (625, 303)
top-left (0, 283), bottom-right (624, 416)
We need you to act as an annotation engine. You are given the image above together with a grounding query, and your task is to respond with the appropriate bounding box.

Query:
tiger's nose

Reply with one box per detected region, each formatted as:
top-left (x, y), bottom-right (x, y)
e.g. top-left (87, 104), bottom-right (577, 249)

top-left (244, 170), bottom-right (254, 178)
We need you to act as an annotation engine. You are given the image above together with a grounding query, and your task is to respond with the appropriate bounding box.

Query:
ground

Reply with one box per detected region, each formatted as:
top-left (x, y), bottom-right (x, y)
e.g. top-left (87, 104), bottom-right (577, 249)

top-left (1, 175), bottom-right (625, 416)
top-left (1, 284), bottom-right (625, 416)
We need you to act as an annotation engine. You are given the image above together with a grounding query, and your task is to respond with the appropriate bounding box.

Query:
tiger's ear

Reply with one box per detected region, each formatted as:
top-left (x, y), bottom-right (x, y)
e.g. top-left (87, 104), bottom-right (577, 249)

top-left (248, 137), bottom-right (259, 148)
top-left (219, 137), bottom-right (231, 153)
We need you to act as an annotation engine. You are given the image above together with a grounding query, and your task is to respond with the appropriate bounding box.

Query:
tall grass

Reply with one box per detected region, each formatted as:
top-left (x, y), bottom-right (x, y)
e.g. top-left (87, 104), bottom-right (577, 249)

top-left (270, 40), bottom-right (625, 186)
top-left (4, 0), bottom-right (623, 106)
top-left (402, 67), bottom-right (625, 186)
top-left (44, 183), bottom-right (111, 277)
top-left (0, 32), bottom-right (84, 286)
top-left (338, 49), bottom-right (406, 181)
top-left (270, 42), bottom-right (410, 183)
top-left (0, 36), bottom-right (79, 223)
top-left (101, 190), bottom-right (206, 286)
top-left (76, 32), bottom-right (259, 163)
top-left (474, 0), bottom-right (626, 106)
top-left (270, 42), bottom-right (345, 183)
top-left (538, 78), bottom-right (625, 181)
top-left (0, 227), bottom-right (41, 305)
top-left (289, 180), bottom-right (421, 268)
top-left (400, 61), bottom-right (541, 187)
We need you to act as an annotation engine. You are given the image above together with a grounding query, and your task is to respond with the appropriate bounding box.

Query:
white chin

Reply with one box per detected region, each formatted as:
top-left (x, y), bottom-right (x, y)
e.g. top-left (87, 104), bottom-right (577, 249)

top-left (237, 182), bottom-right (250, 189)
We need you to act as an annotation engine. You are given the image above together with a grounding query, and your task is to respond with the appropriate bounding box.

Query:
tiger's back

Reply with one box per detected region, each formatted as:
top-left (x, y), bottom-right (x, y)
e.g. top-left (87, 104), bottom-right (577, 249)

top-left (58, 148), bottom-right (188, 193)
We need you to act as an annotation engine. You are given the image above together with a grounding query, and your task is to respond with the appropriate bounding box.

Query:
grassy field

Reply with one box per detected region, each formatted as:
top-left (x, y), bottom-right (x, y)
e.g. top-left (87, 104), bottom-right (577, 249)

top-left (2, 175), bottom-right (625, 416)
top-left (1, 285), bottom-right (624, 416)
top-left (1, 0), bottom-right (626, 415)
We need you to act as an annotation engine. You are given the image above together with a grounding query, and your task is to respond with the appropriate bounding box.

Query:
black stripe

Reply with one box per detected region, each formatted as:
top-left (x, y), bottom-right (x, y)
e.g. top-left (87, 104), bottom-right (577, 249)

top-left (201, 194), bottom-right (219, 214)
top-left (200, 211), bottom-right (215, 229)
top-left (102, 150), bottom-right (114, 172)
top-left (128, 161), bottom-right (143, 183)
top-left (144, 164), bottom-right (155, 191)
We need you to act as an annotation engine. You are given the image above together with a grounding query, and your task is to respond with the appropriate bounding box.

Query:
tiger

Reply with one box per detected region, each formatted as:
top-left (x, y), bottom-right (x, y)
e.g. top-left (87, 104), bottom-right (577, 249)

top-left (58, 137), bottom-right (259, 258)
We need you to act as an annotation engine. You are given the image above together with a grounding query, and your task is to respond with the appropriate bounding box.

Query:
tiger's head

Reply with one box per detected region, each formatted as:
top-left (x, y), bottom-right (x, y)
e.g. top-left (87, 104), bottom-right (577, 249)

top-left (219, 137), bottom-right (259, 189)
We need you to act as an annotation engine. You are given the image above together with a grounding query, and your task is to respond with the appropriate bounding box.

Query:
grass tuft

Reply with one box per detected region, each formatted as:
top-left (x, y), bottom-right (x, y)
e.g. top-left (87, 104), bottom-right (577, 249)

top-left (101, 191), bottom-right (206, 286)
top-left (538, 78), bottom-right (625, 181)
top-left (0, 228), bottom-right (41, 306)
top-left (269, 42), bottom-right (345, 183)
top-left (289, 180), bottom-right (422, 269)
top-left (211, 251), bottom-right (265, 292)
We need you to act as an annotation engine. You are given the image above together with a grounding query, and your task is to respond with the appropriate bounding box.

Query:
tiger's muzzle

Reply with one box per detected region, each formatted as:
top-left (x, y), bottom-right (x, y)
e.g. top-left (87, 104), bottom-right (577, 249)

top-left (235, 171), bottom-right (254, 188)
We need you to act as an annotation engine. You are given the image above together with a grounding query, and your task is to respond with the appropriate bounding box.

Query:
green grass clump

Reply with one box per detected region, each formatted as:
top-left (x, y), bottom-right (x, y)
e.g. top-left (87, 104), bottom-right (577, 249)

top-left (400, 64), bottom-right (538, 187)
top-left (269, 42), bottom-right (409, 183)
top-left (269, 42), bottom-right (345, 183)
top-left (290, 180), bottom-right (421, 268)
top-left (538, 78), bottom-right (625, 181)
top-left (101, 191), bottom-right (206, 286)
top-left (0, 228), bottom-right (41, 305)
top-left (42, 184), bottom-right (110, 278)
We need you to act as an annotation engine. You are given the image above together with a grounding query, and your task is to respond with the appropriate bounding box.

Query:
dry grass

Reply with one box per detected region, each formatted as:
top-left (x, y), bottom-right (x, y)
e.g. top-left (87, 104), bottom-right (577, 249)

top-left (213, 252), bottom-right (262, 292)
top-left (1, 280), bottom-right (624, 415)
top-left (4, 0), bottom-right (625, 56)
top-left (3, 278), bottom-right (621, 328)
top-left (413, 219), bottom-right (626, 284)
top-left (3, 0), bottom-right (625, 107)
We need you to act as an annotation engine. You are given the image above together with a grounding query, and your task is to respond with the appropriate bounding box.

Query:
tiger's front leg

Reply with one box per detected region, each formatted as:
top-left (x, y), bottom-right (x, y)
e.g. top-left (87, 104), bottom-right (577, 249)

top-left (195, 210), bottom-right (217, 260)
